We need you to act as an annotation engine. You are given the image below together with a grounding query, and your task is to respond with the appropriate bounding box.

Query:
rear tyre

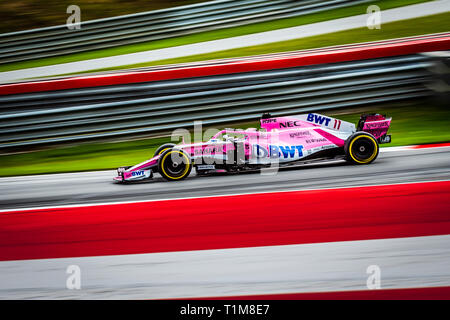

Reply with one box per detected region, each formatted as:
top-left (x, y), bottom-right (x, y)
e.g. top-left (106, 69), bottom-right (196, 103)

top-left (158, 149), bottom-right (192, 181)
top-left (154, 143), bottom-right (176, 157)
top-left (345, 132), bottom-right (379, 164)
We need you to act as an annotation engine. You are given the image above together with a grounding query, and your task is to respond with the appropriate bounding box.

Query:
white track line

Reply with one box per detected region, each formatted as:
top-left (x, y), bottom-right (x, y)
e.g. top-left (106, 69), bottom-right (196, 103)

top-left (0, 235), bottom-right (449, 299)
top-left (381, 145), bottom-right (450, 152)
top-left (0, 144), bottom-right (448, 213)
top-left (0, 179), bottom-right (449, 213)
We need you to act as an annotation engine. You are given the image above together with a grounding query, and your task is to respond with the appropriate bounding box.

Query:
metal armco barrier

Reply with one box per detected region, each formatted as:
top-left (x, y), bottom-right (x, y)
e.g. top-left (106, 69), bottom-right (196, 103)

top-left (0, 0), bottom-right (370, 64)
top-left (0, 35), bottom-right (448, 150)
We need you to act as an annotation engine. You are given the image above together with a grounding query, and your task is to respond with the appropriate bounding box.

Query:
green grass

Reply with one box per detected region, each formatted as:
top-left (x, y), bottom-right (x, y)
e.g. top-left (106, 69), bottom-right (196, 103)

top-left (0, 0), bottom-right (210, 34)
top-left (1, 103), bottom-right (449, 177)
top-left (333, 105), bottom-right (450, 147)
top-left (105, 12), bottom-right (450, 70)
top-left (0, 137), bottom-right (171, 177)
top-left (0, 0), bottom-right (430, 73)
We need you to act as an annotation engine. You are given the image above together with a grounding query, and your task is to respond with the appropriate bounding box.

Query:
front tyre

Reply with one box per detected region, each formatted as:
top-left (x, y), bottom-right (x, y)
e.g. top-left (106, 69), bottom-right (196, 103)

top-left (158, 149), bottom-right (192, 181)
top-left (154, 143), bottom-right (176, 157)
top-left (345, 132), bottom-right (379, 164)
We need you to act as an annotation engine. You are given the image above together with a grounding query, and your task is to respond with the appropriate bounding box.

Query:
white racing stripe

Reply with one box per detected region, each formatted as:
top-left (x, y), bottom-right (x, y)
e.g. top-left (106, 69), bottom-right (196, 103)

top-left (0, 235), bottom-right (449, 299)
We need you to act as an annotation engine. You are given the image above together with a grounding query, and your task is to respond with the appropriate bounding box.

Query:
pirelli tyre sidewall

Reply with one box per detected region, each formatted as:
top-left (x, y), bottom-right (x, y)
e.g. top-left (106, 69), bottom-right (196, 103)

top-left (158, 149), bottom-right (192, 181)
top-left (154, 143), bottom-right (176, 157)
top-left (345, 132), bottom-right (379, 165)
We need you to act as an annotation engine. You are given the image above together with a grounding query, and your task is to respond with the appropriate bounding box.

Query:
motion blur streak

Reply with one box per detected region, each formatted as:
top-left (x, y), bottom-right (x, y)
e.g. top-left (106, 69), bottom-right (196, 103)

top-left (1, 235), bottom-right (449, 299)
top-left (0, 181), bottom-right (449, 261)
top-left (411, 142), bottom-right (450, 149)
top-left (0, 33), bottom-right (448, 95)
top-left (196, 286), bottom-right (450, 300)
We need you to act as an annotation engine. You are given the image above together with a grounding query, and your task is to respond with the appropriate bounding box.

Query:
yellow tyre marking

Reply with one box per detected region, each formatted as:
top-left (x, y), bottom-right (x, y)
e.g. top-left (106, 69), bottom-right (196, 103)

top-left (349, 135), bottom-right (378, 164)
top-left (160, 150), bottom-right (190, 180)
top-left (157, 147), bottom-right (170, 155)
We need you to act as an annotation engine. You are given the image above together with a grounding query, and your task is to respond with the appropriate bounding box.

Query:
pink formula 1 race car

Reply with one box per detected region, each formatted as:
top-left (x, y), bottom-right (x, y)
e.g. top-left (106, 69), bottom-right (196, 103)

top-left (114, 113), bottom-right (392, 182)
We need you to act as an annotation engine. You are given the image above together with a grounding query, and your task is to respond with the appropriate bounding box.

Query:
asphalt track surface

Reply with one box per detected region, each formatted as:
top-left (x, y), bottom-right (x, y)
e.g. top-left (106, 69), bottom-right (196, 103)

top-left (0, 146), bottom-right (449, 299)
top-left (1, 146), bottom-right (449, 210)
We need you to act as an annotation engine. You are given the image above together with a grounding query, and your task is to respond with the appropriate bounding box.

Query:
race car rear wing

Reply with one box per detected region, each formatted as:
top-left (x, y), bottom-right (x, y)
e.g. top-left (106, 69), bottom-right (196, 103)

top-left (358, 114), bottom-right (392, 143)
top-left (260, 112), bottom-right (355, 133)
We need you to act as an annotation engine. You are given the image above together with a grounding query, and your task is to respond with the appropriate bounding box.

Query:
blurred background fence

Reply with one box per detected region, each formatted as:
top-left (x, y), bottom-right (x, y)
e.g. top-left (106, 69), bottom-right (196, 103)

top-left (0, 38), bottom-right (448, 150)
top-left (0, 0), bottom-right (370, 64)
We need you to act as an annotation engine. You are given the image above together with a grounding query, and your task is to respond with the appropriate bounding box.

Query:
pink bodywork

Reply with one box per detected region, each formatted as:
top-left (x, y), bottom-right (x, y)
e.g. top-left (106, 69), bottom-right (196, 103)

top-left (362, 119), bottom-right (392, 139)
top-left (114, 113), bottom-right (390, 181)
